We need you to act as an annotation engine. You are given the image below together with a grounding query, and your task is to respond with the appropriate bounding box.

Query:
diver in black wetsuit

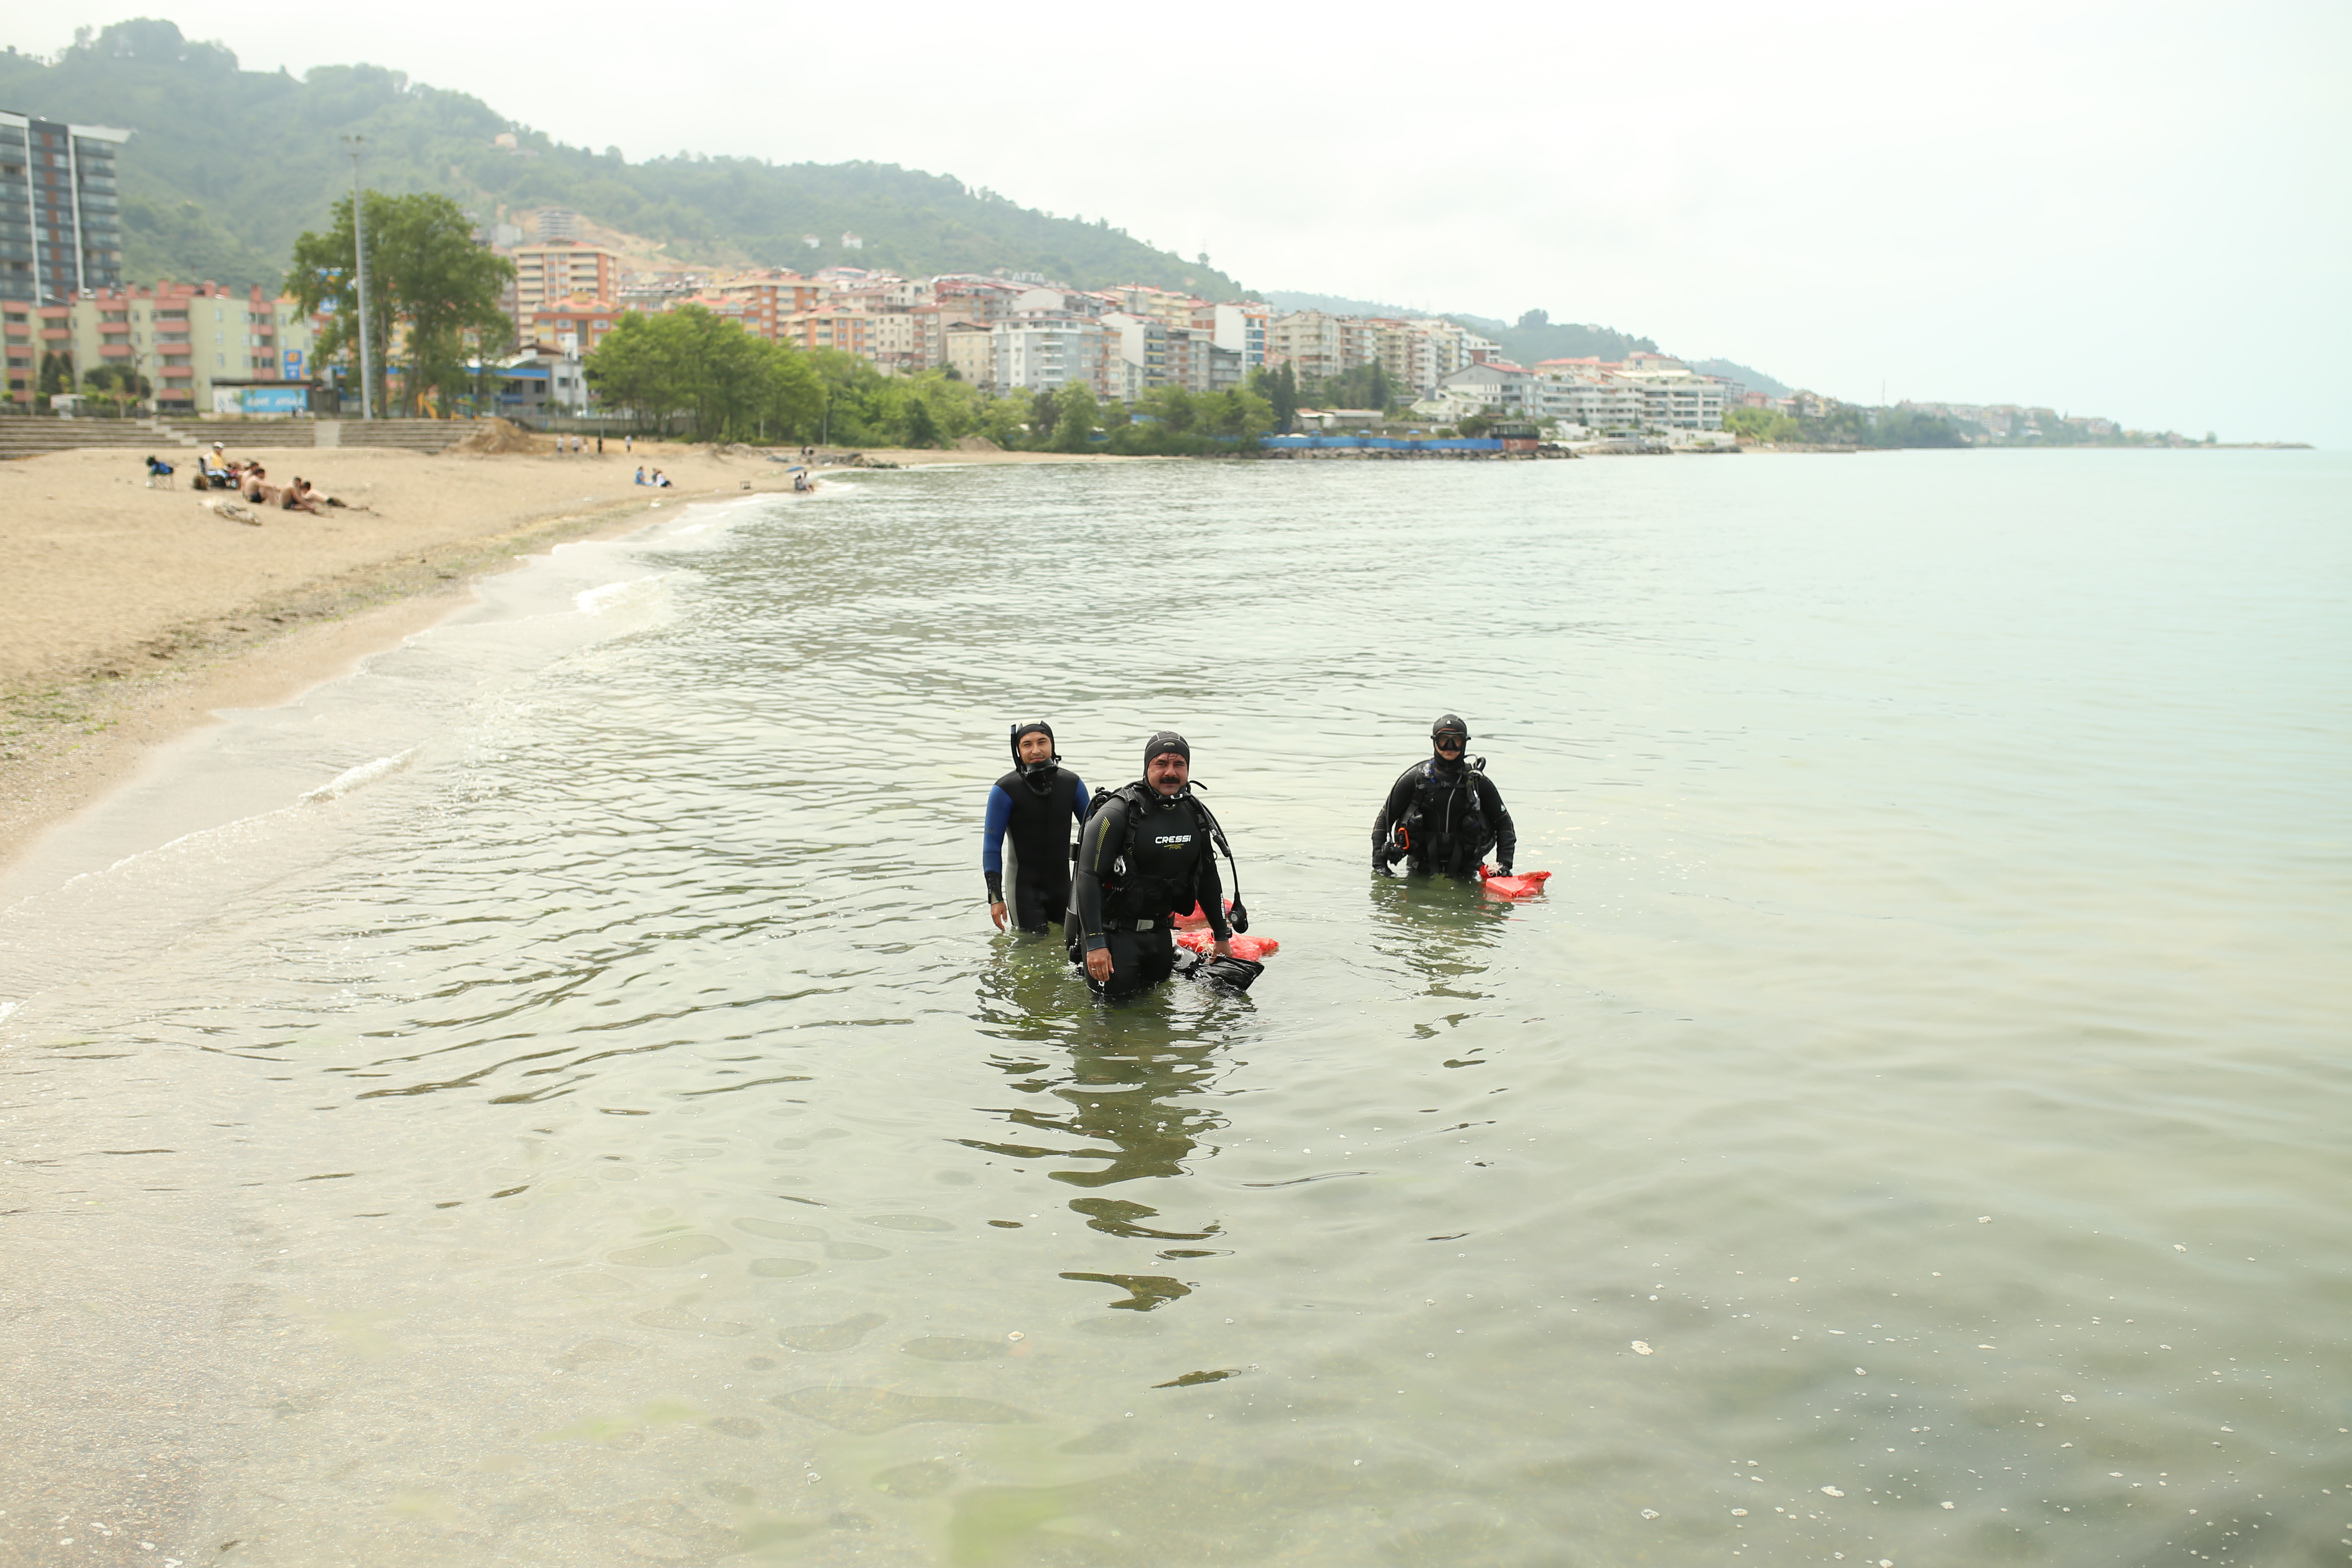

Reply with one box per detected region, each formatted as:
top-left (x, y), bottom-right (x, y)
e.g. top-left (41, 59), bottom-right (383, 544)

top-left (1069, 732), bottom-right (1234, 1000)
top-left (984, 721), bottom-right (1091, 933)
top-left (1372, 713), bottom-right (1517, 878)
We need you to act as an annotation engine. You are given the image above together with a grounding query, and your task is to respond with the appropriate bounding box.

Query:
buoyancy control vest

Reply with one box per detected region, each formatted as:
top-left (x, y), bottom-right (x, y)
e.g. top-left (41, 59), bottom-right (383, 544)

top-left (1406, 759), bottom-right (1492, 874)
top-left (1082, 782), bottom-right (1215, 921)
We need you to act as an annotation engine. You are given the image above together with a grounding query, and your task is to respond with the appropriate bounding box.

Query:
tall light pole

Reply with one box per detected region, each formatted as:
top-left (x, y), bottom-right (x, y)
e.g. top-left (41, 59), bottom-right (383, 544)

top-left (343, 135), bottom-right (376, 420)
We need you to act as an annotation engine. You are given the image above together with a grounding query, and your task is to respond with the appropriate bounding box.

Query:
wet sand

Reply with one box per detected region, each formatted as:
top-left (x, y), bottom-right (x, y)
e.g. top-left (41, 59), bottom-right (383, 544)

top-left (0, 442), bottom-right (1128, 872)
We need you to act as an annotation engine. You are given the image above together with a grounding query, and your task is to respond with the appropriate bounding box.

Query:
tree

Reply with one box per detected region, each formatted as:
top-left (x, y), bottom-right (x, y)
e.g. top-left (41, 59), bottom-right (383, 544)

top-left (287, 190), bottom-right (513, 416)
top-left (582, 305), bottom-right (822, 442)
top-left (82, 362), bottom-right (151, 416)
top-left (1249, 363), bottom-right (1299, 433)
top-left (900, 393), bottom-right (941, 449)
top-left (38, 350), bottom-right (76, 399)
top-left (1726, 407), bottom-right (1800, 444)
top-left (1052, 381), bottom-right (1099, 453)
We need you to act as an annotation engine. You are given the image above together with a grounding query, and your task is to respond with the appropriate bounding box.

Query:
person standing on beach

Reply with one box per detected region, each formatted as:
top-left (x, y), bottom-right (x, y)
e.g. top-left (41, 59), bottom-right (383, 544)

top-left (1069, 732), bottom-right (1234, 1000)
top-left (1372, 714), bottom-right (1516, 878)
top-left (985, 722), bottom-right (1090, 934)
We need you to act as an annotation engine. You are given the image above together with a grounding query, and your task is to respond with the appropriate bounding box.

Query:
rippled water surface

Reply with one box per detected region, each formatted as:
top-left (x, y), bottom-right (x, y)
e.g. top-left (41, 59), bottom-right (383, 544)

top-left (4, 452), bottom-right (2348, 1566)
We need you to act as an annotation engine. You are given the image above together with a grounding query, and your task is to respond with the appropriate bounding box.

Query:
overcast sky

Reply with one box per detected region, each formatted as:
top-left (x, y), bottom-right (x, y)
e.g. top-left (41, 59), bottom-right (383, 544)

top-left (28, 0), bottom-right (2352, 442)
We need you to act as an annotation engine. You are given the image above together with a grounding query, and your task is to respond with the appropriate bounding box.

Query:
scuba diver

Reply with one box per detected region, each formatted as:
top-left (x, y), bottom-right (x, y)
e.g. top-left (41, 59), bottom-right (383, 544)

top-left (1069, 732), bottom-right (1241, 1000)
top-left (984, 721), bottom-right (1092, 933)
top-left (1373, 713), bottom-right (1517, 878)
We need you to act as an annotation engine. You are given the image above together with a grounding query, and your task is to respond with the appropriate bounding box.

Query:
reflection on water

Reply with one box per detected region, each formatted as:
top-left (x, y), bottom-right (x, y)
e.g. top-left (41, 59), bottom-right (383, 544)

top-left (3, 453), bottom-right (2349, 1565)
top-left (1366, 872), bottom-right (1515, 1005)
top-left (973, 935), bottom-right (1237, 1311)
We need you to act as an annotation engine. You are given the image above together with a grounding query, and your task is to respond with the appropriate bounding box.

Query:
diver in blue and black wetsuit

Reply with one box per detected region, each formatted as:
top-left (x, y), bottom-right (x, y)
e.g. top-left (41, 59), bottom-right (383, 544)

top-left (984, 721), bottom-right (1091, 933)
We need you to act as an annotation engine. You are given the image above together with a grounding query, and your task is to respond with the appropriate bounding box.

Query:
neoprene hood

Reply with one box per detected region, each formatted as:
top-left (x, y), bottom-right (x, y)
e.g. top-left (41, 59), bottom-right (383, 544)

top-left (1144, 730), bottom-right (1191, 768)
top-left (1009, 720), bottom-right (1057, 764)
top-left (1432, 714), bottom-right (1470, 746)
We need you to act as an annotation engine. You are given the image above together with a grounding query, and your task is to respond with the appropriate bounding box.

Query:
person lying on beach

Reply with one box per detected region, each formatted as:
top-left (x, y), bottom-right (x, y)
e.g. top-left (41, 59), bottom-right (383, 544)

top-left (290, 478), bottom-right (366, 512)
top-left (144, 455), bottom-right (175, 488)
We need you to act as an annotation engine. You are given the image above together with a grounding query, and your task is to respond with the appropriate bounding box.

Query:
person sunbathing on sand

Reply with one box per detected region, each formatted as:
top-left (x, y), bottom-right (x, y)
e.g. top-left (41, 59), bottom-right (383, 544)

top-left (293, 478), bottom-right (366, 512)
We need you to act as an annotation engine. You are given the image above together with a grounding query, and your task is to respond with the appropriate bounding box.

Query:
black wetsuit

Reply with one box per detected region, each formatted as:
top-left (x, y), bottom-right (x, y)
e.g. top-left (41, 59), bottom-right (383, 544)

top-left (1372, 758), bottom-right (1516, 876)
top-left (1069, 783), bottom-right (1231, 1000)
top-left (983, 766), bottom-right (1089, 932)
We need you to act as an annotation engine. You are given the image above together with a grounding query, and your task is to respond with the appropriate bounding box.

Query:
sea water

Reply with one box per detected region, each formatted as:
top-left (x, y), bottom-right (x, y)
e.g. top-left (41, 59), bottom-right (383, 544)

top-left (1, 451), bottom-right (2346, 1566)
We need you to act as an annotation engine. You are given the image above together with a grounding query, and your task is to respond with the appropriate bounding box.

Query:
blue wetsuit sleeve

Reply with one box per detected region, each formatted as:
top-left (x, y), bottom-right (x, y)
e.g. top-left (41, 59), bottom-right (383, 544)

top-left (982, 785), bottom-right (1013, 898)
top-left (1072, 778), bottom-right (1091, 824)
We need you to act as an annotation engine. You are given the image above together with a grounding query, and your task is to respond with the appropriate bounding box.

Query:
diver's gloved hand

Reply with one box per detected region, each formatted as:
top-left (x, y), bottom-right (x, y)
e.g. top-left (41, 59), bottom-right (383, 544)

top-left (1494, 862), bottom-right (1513, 876)
top-left (1372, 851), bottom-right (1392, 876)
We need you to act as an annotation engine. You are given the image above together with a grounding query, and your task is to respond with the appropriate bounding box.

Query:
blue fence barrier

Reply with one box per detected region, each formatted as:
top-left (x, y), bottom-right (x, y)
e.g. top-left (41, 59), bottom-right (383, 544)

top-left (1259, 435), bottom-right (1505, 452)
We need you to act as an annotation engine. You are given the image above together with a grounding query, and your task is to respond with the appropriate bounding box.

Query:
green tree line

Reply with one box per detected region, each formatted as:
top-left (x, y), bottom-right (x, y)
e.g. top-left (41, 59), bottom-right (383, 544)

top-left (579, 309), bottom-right (1280, 452)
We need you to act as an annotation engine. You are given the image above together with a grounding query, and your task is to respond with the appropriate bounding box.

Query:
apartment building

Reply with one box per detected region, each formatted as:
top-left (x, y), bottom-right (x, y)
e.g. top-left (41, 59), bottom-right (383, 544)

top-left (1611, 354), bottom-right (1728, 430)
top-left (778, 306), bottom-right (876, 358)
top-left (511, 241), bottom-right (622, 316)
top-left (1267, 310), bottom-right (1378, 383)
top-left (943, 320), bottom-right (994, 387)
top-left (1207, 302), bottom-right (1267, 369)
top-left (528, 297), bottom-right (622, 355)
top-left (1532, 365), bottom-right (1642, 431)
top-left (993, 316), bottom-right (1108, 396)
top-left (0, 111), bottom-right (130, 305)
top-left (4, 280), bottom-right (316, 409)
top-left (1102, 311), bottom-right (1168, 398)
top-left (862, 308), bottom-right (926, 373)
top-left (711, 270), bottom-right (826, 339)
top-left (1436, 359), bottom-right (1538, 416)
top-left (933, 276), bottom-right (1029, 321)
top-left (1366, 319), bottom-right (1439, 398)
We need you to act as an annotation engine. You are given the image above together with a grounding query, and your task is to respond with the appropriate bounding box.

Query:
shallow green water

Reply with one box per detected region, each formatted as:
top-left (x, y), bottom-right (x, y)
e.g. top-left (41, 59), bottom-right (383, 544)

top-left (3, 452), bottom-right (2347, 1566)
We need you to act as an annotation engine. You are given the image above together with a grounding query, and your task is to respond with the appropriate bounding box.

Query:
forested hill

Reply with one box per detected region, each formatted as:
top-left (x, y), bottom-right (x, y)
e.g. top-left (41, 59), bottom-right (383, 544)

top-left (0, 18), bottom-right (1246, 297)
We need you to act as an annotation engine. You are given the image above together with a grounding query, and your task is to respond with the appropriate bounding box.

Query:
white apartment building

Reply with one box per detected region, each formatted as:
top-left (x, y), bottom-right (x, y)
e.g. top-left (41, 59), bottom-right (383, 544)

top-left (993, 316), bottom-right (1108, 396)
top-left (1532, 361), bottom-right (1643, 430)
top-left (1102, 311), bottom-right (1167, 399)
top-left (1436, 359), bottom-right (1537, 416)
top-left (1208, 302), bottom-right (1267, 368)
top-left (1611, 355), bottom-right (1729, 430)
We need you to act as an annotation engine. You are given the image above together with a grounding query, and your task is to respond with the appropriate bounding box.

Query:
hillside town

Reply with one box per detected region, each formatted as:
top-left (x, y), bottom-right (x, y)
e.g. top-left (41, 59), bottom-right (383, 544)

top-left (2, 140), bottom-right (2184, 447)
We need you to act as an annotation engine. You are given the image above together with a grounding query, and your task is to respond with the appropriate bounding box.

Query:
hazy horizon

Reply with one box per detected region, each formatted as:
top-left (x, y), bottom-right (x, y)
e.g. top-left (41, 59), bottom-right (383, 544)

top-left (12, 0), bottom-right (2348, 444)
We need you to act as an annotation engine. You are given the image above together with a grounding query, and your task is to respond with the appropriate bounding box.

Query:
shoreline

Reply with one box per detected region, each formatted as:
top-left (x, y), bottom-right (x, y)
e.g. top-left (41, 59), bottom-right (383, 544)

top-left (0, 442), bottom-right (1133, 875)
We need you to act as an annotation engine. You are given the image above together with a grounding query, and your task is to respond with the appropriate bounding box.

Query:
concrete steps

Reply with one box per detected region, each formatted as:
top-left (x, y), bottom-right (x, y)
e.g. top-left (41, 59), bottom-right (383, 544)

top-left (322, 419), bottom-right (465, 453)
top-left (0, 414), bottom-right (472, 459)
top-left (0, 417), bottom-right (172, 460)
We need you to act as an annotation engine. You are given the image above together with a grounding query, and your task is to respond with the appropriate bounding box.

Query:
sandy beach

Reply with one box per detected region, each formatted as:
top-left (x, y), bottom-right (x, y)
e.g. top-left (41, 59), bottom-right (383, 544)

top-left (0, 439), bottom-right (1128, 869)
